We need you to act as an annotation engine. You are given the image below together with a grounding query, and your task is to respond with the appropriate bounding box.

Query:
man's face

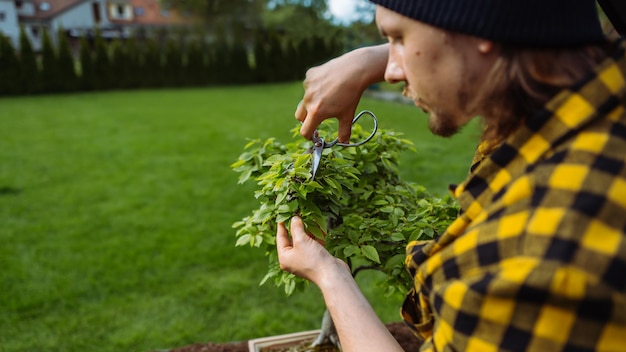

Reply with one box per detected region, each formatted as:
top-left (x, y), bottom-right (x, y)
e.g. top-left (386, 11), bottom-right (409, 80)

top-left (376, 6), bottom-right (491, 137)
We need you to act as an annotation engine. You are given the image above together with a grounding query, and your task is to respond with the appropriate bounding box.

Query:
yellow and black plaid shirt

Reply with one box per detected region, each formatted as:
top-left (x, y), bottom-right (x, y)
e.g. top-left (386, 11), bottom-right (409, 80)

top-left (402, 41), bottom-right (626, 351)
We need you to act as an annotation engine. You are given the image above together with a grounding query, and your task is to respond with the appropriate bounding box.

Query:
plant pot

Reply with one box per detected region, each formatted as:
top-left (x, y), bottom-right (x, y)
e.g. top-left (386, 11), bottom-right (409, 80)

top-left (247, 330), bottom-right (339, 352)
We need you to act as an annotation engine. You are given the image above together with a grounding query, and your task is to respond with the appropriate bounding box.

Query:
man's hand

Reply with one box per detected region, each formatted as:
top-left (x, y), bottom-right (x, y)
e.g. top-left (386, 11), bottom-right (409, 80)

top-left (276, 217), bottom-right (348, 285)
top-left (295, 44), bottom-right (389, 143)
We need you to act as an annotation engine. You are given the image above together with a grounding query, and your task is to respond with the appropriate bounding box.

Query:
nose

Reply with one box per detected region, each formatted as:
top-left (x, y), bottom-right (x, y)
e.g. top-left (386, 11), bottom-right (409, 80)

top-left (384, 54), bottom-right (405, 84)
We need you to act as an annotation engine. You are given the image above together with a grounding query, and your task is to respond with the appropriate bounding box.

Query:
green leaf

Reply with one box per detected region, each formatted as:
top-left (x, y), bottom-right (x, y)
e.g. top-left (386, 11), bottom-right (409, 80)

top-left (325, 177), bottom-right (341, 191)
top-left (307, 180), bottom-right (324, 189)
top-left (344, 245), bottom-right (360, 257)
top-left (244, 139), bottom-right (260, 149)
top-left (418, 199), bottom-right (430, 207)
top-left (390, 232), bottom-right (405, 242)
top-left (260, 271), bottom-right (276, 286)
top-left (275, 190), bottom-right (288, 207)
top-left (235, 234), bottom-right (251, 247)
top-left (380, 206), bottom-right (394, 213)
top-left (384, 254), bottom-right (406, 270)
top-left (293, 153), bottom-right (310, 168)
top-left (295, 185), bottom-right (308, 199)
top-left (277, 203), bottom-right (293, 213)
top-left (409, 229), bottom-right (422, 242)
top-left (284, 277), bottom-right (296, 295)
top-left (390, 214), bottom-right (398, 227)
top-left (273, 177), bottom-right (286, 191)
top-left (361, 245), bottom-right (381, 264)
top-left (237, 169), bottom-right (253, 184)
top-left (287, 200), bottom-right (298, 212)
top-left (230, 158), bottom-right (247, 169)
top-left (305, 222), bottom-right (325, 240)
top-left (294, 168), bottom-right (312, 179)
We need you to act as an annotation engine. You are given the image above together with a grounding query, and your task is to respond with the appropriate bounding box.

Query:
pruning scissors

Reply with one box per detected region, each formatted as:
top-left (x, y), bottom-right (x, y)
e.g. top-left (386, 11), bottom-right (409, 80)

top-left (308, 110), bottom-right (378, 179)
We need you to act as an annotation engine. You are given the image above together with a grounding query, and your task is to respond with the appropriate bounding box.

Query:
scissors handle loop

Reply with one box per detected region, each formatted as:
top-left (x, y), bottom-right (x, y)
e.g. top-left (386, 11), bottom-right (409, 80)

top-left (324, 110), bottom-right (378, 148)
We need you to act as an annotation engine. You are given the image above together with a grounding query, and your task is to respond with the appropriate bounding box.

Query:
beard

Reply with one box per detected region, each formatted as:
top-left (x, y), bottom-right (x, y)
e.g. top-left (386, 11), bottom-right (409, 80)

top-left (427, 110), bottom-right (462, 137)
top-left (403, 85), bottom-right (463, 137)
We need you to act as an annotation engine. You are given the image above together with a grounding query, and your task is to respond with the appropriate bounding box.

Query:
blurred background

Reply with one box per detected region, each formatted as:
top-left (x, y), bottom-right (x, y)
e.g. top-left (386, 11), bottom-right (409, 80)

top-left (0, 0), bottom-right (382, 94)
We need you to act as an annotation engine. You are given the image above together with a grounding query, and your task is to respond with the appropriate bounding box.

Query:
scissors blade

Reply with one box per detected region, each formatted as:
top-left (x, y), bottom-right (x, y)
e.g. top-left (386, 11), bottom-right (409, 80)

top-left (309, 130), bottom-right (324, 179)
top-left (311, 144), bottom-right (322, 179)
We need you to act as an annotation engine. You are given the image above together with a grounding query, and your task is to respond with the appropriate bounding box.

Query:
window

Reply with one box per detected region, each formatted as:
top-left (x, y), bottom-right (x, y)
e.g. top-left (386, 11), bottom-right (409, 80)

top-left (0, 12), bottom-right (5, 21)
top-left (134, 6), bottom-right (144, 16)
top-left (109, 3), bottom-right (132, 20)
top-left (15, 0), bottom-right (23, 8)
top-left (31, 26), bottom-right (39, 38)
top-left (92, 2), bottom-right (101, 23)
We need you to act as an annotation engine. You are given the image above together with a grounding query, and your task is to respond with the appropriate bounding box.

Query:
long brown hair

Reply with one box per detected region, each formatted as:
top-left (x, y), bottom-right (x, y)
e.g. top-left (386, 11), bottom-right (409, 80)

top-left (477, 43), bottom-right (612, 145)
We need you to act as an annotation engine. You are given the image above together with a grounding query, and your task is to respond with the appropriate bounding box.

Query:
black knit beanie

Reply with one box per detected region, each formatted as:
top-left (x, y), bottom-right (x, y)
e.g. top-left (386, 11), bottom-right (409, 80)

top-left (369, 0), bottom-right (606, 47)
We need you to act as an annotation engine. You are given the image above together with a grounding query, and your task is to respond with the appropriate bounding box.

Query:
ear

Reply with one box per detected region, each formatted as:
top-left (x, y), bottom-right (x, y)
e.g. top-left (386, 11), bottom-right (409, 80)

top-left (477, 40), bottom-right (495, 54)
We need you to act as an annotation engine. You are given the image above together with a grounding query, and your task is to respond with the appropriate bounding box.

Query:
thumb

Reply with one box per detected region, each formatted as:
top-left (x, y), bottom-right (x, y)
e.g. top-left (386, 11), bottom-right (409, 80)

top-left (276, 221), bottom-right (292, 250)
top-left (289, 216), bottom-right (309, 244)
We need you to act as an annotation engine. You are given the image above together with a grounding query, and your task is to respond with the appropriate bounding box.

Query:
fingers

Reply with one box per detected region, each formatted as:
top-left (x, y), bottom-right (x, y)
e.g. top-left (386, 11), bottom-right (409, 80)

top-left (276, 217), bottom-right (310, 273)
top-left (337, 112), bottom-right (356, 143)
top-left (276, 217), bottom-right (308, 251)
top-left (289, 216), bottom-right (307, 242)
top-left (295, 100), bottom-right (306, 123)
top-left (295, 100), bottom-right (317, 140)
top-left (276, 221), bottom-right (292, 250)
top-left (300, 115), bottom-right (317, 140)
top-left (294, 95), bottom-right (357, 142)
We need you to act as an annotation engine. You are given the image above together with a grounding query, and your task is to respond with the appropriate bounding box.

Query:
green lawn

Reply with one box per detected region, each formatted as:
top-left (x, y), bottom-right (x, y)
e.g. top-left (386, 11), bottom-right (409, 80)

top-left (0, 83), bottom-right (480, 352)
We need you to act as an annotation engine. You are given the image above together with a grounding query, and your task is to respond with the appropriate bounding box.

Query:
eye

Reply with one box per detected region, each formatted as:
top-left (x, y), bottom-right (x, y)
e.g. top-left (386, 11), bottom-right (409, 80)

top-left (380, 25), bottom-right (404, 45)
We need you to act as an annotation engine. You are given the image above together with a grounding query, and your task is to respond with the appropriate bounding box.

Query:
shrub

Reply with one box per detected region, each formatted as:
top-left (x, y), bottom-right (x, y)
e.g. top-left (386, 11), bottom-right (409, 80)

top-left (79, 36), bottom-right (95, 91)
top-left (56, 28), bottom-right (78, 92)
top-left (140, 38), bottom-right (162, 88)
top-left (232, 121), bottom-right (459, 297)
top-left (0, 33), bottom-right (19, 95)
top-left (92, 30), bottom-right (112, 90)
top-left (18, 26), bottom-right (40, 94)
top-left (40, 29), bottom-right (59, 93)
top-left (163, 38), bottom-right (183, 87)
top-left (185, 39), bottom-right (207, 86)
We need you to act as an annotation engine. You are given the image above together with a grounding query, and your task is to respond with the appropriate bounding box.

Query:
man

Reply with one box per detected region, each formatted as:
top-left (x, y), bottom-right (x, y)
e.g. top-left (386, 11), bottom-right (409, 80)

top-left (277, 0), bottom-right (626, 350)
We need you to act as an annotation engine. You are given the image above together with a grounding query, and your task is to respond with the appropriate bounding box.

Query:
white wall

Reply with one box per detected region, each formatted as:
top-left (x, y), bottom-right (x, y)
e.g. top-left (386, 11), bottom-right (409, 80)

top-left (0, 0), bottom-right (20, 48)
top-left (16, 0), bottom-right (35, 17)
top-left (51, 0), bottom-right (108, 30)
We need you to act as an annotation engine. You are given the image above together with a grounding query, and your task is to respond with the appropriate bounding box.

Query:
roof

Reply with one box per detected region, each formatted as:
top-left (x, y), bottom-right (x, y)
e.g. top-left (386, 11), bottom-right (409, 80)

top-left (18, 0), bottom-right (84, 20)
top-left (17, 0), bottom-right (197, 25)
top-left (126, 0), bottom-right (195, 25)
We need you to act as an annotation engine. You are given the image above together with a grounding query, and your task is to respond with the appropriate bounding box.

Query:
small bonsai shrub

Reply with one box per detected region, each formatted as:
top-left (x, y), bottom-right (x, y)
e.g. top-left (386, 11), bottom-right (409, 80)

top-left (232, 122), bottom-right (459, 297)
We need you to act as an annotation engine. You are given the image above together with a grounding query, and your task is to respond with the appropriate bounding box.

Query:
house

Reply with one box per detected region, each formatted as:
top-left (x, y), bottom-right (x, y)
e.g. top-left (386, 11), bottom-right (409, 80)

top-left (0, 0), bottom-right (196, 51)
top-left (0, 0), bottom-right (21, 47)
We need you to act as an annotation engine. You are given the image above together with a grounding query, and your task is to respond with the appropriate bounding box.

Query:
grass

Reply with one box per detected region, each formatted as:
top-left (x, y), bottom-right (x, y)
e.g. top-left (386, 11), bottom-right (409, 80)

top-left (0, 83), bottom-right (480, 352)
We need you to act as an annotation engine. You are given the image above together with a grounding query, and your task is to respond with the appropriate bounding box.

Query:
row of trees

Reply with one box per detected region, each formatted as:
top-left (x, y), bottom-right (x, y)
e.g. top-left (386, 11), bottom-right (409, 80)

top-left (0, 25), bottom-right (344, 96)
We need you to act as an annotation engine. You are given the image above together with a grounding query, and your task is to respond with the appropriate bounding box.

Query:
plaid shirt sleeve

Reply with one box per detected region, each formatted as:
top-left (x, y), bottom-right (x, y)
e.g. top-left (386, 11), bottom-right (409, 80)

top-left (402, 40), bottom-right (626, 351)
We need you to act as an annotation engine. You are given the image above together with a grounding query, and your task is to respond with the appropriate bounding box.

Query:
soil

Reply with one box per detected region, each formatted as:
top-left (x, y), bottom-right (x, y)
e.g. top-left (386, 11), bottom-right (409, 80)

top-left (170, 322), bottom-right (421, 352)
